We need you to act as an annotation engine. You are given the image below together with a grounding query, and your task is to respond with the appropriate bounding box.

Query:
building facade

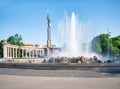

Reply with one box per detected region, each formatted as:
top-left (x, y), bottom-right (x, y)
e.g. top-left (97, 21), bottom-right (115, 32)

top-left (2, 13), bottom-right (61, 59)
top-left (3, 41), bottom-right (44, 58)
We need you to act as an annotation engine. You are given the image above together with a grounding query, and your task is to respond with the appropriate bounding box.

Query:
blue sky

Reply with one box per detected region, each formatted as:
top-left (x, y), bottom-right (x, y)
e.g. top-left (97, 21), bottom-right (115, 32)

top-left (0, 0), bottom-right (120, 47)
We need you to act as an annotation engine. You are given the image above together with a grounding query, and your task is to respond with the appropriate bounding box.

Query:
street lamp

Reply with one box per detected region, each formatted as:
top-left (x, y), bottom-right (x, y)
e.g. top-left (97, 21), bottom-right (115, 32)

top-left (108, 28), bottom-right (111, 60)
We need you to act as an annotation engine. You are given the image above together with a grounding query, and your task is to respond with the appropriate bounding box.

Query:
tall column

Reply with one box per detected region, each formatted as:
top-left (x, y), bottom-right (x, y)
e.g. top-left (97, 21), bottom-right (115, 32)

top-left (36, 50), bottom-right (38, 58)
top-left (7, 47), bottom-right (9, 58)
top-left (34, 50), bottom-right (36, 58)
top-left (29, 49), bottom-right (31, 58)
top-left (3, 45), bottom-right (7, 58)
top-left (16, 48), bottom-right (17, 58)
top-left (39, 50), bottom-right (41, 57)
top-left (14, 48), bottom-right (16, 58)
top-left (25, 49), bottom-right (27, 58)
top-left (41, 50), bottom-right (42, 56)
top-left (10, 47), bottom-right (12, 58)
top-left (9, 47), bottom-right (11, 58)
top-left (47, 13), bottom-right (51, 48)
top-left (13, 48), bottom-right (14, 58)
top-left (11, 48), bottom-right (12, 58)
top-left (14, 48), bottom-right (15, 58)
top-left (22, 49), bottom-right (24, 58)
top-left (19, 48), bottom-right (21, 58)
top-left (32, 50), bottom-right (34, 58)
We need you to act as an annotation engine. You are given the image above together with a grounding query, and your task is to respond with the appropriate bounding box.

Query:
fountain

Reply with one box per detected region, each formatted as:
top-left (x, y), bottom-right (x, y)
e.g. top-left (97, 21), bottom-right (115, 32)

top-left (56, 12), bottom-right (93, 57)
top-left (46, 12), bottom-right (102, 63)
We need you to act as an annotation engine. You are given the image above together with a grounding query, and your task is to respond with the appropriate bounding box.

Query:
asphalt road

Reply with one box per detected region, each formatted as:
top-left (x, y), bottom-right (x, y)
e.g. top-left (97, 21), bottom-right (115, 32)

top-left (0, 64), bottom-right (120, 89)
top-left (0, 68), bottom-right (120, 77)
top-left (0, 63), bottom-right (120, 77)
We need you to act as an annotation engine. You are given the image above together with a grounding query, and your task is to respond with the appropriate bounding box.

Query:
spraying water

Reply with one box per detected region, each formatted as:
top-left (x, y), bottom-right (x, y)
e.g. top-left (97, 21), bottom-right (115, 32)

top-left (65, 12), bottom-right (79, 56)
top-left (53, 12), bottom-right (97, 57)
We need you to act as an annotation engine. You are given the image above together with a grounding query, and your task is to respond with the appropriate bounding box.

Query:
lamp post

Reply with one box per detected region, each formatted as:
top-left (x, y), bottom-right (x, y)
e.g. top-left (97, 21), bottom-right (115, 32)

top-left (108, 28), bottom-right (111, 60)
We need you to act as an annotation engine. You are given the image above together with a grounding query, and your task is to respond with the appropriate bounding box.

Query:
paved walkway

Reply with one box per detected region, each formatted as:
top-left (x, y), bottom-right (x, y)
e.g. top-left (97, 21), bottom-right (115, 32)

top-left (0, 75), bottom-right (120, 89)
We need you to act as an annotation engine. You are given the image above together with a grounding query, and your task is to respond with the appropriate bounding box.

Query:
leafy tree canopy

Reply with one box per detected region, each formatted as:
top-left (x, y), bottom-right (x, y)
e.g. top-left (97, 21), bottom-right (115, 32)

top-left (0, 34), bottom-right (24, 58)
top-left (92, 34), bottom-right (120, 58)
top-left (7, 34), bottom-right (24, 46)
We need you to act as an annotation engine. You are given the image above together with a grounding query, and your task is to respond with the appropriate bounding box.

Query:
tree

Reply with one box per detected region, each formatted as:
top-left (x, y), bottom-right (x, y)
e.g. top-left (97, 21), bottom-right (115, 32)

top-left (111, 36), bottom-right (120, 57)
top-left (0, 34), bottom-right (24, 58)
top-left (92, 41), bottom-right (102, 54)
top-left (92, 34), bottom-right (112, 56)
top-left (0, 40), bottom-right (4, 58)
top-left (92, 34), bottom-right (120, 58)
top-left (7, 34), bottom-right (24, 46)
top-left (111, 47), bottom-right (120, 57)
top-left (112, 36), bottom-right (120, 49)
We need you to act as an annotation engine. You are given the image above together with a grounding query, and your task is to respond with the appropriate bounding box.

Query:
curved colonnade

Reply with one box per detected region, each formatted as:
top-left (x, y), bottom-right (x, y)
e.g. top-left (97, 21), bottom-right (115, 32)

top-left (3, 43), bottom-right (44, 59)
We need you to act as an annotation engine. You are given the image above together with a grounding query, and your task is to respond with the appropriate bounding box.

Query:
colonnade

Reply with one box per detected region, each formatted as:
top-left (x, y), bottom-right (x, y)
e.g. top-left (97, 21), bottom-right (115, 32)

top-left (3, 43), bottom-right (44, 59)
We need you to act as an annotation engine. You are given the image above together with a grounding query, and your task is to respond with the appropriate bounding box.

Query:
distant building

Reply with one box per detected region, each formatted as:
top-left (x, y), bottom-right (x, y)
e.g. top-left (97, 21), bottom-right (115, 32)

top-left (3, 13), bottom-right (60, 59)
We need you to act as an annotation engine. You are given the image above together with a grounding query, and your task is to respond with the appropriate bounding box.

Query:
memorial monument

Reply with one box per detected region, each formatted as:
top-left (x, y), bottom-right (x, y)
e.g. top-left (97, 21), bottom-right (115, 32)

top-left (2, 13), bottom-right (60, 59)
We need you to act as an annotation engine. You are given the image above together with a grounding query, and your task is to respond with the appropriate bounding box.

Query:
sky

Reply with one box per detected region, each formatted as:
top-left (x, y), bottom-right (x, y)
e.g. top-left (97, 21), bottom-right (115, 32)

top-left (0, 0), bottom-right (120, 47)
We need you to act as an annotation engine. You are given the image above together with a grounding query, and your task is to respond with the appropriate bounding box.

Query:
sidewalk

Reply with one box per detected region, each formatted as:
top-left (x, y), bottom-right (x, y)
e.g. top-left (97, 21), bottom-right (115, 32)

top-left (0, 75), bottom-right (120, 89)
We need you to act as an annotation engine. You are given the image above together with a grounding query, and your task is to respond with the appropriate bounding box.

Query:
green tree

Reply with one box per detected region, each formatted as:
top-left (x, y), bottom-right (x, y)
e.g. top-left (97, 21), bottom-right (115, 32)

top-left (93, 41), bottom-right (102, 54)
top-left (99, 34), bottom-right (112, 55)
top-left (7, 34), bottom-right (24, 46)
top-left (0, 40), bottom-right (4, 58)
top-left (0, 34), bottom-right (24, 58)
top-left (111, 36), bottom-right (120, 57)
top-left (92, 34), bottom-right (120, 57)
top-left (111, 47), bottom-right (120, 57)
top-left (112, 36), bottom-right (120, 49)
top-left (92, 34), bottom-right (112, 56)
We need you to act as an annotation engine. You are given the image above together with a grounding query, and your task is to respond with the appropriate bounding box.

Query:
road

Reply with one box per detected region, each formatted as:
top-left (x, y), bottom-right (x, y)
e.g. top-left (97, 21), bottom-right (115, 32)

top-left (0, 65), bottom-right (120, 89)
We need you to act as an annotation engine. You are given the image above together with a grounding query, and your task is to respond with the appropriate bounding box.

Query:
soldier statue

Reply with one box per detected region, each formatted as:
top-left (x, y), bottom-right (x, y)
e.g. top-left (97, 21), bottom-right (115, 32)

top-left (47, 13), bottom-right (51, 27)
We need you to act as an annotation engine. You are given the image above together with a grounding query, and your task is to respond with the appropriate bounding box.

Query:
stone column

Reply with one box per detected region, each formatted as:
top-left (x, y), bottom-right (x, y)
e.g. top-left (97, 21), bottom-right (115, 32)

top-left (19, 48), bottom-right (21, 58)
top-left (36, 50), bottom-right (38, 58)
top-left (47, 14), bottom-right (51, 48)
top-left (32, 49), bottom-right (34, 58)
top-left (39, 50), bottom-right (40, 57)
top-left (7, 47), bottom-right (9, 58)
top-left (11, 47), bottom-right (12, 58)
top-left (25, 49), bottom-right (27, 58)
top-left (13, 48), bottom-right (14, 58)
top-left (34, 50), bottom-right (36, 58)
top-left (29, 49), bottom-right (31, 58)
top-left (3, 45), bottom-right (7, 58)
top-left (40, 50), bottom-right (42, 56)
top-left (22, 49), bottom-right (24, 58)
top-left (16, 48), bottom-right (17, 58)
top-left (14, 48), bottom-right (15, 58)
top-left (10, 47), bottom-right (12, 58)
